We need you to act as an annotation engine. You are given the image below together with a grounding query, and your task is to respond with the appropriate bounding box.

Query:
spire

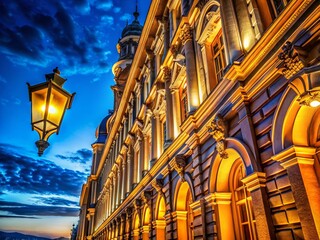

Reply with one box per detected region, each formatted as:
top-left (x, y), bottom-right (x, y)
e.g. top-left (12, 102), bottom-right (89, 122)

top-left (133, 0), bottom-right (139, 20)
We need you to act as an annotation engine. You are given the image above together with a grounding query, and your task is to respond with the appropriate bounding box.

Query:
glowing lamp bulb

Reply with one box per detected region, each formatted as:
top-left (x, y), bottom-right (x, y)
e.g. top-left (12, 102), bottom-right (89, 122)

top-left (310, 100), bottom-right (320, 108)
top-left (41, 105), bottom-right (57, 114)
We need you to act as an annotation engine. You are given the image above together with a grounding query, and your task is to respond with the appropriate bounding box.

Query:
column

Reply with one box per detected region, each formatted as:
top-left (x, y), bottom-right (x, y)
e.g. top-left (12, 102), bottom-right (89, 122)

top-left (153, 220), bottom-right (166, 240)
top-left (151, 113), bottom-right (160, 166)
top-left (139, 132), bottom-right (146, 178)
top-left (179, 23), bottom-right (200, 114)
top-left (137, 134), bottom-right (143, 182)
top-left (273, 146), bottom-right (320, 239)
top-left (126, 148), bottom-right (133, 195)
top-left (242, 172), bottom-right (276, 239)
top-left (162, 16), bottom-right (170, 60)
top-left (171, 88), bottom-right (181, 138)
top-left (121, 156), bottom-right (127, 202)
top-left (105, 188), bottom-right (110, 218)
top-left (219, 0), bottom-right (243, 65)
top-left (163, 67), bottom-right (174, 145)
top-left (142, 133), bottom-right (149, 175)
top-left (214, 192), bottom-right (235, 240)
top-left (112, 174), bottom-right (117, 211)
top-left (234, 0), bottom-right (256, 51)
top-left (147, 50), bottom-right (155, 85)
top-left (116, 167), bottom-right (121, 208)
top-left (141, 225), bottom-right (150, 240)
top-left (109, 181), bottom-right (113, 215)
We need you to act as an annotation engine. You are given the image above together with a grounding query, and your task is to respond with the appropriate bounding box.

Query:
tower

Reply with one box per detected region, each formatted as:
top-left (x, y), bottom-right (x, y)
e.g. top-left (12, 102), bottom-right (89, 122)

top-left (111, 4), bottom-right (143, 111)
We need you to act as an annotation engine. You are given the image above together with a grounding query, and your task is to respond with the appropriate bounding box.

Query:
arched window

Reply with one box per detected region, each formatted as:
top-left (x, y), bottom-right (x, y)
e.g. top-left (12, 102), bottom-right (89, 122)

top-left (232, 163), bottom-right (257, 239)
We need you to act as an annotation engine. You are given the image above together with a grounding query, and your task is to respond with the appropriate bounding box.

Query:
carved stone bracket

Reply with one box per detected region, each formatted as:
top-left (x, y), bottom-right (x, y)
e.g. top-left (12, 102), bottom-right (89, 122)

top-left (278, 41), bottom-right (308, 79)
top-left (170, 44), bottom-right (178, 55)
top-left (207, 114), bottom-right (228, 159)
top-left (170, 155), bottom-right (186, 181)
top-left (141, 190), bottom-right (152, 205)
top-left (151, 178), bottom-right (164, 196)
top-left (162, 66), bottom-right (171, 82)
top-left (179, 23), bottom-right (193, 45)
top-left (133, 199), bottom-right (142, 212)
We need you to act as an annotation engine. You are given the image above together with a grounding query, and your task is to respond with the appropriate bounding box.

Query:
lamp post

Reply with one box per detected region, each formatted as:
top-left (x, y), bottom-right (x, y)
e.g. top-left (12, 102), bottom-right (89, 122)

top-left (27, 67), bottom-right (75, 156)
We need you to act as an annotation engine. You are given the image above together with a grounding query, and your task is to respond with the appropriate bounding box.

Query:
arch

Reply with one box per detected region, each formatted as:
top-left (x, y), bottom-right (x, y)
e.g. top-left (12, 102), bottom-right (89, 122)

top-left (195, 0), bottom-right (221, 43)
top-left (132, 212), bottom-right (140, 240)
top-left (174, 179), bottom-right (194, 239)
top-left (209, 140), bottom-right (257, 239)
top-left (142, 205), bottom-right (151, 225)
top-left (141, 205), bottom-right (151, 240)
top-left (154, 195), bottom-right (167, 240)
top-left (272, 84), bottom-right (320, 154)
top-left (155, 195), bottom-right (166, 220)
top-left (172, 172), bottom-right (196, 210)
top-left (209, 137), bottom-right (255, 193)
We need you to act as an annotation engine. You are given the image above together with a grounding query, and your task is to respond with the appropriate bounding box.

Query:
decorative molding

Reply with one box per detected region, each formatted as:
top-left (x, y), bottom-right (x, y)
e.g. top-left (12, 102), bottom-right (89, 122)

top-left (278, 41), bottom-right (308, 79)
top-left (151, 178), bottom-right (164, 193)
top-left (179, 23), bottom-right (193, 45)
top-left (241, 172), bottom-right (267, 192)
top-left (207, 114), bottom-right (228, 159)
top-left (272, 145), bottom-right (316, 169)
top-left (141, 190), bottom-right (152, 205)
top-left (162, 66), bottom-right (171, 82)
top-left (169, 154), bottom-right (186, 181)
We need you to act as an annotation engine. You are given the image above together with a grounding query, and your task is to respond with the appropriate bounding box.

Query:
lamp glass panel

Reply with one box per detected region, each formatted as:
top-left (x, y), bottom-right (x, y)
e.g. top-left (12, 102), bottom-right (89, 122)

top-left (46, 87), bottom-right (69, 126)
top-left (31, 88), bottom-right (47, 124)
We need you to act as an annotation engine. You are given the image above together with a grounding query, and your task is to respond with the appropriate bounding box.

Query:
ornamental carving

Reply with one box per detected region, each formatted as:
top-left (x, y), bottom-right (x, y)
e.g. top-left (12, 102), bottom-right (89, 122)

top-left (133, 199), bottom-right (141, 210)
top-left (170, 44), bottom-right (178, 55)
top-left (278, 41), bottom-right (307, 79)
top-left (170, 155), bottom-right (186, 181)
top-left (151, 178), bottom-right (164, 193)
top-left (141, 190), bottom-right (152, 205)
top-left (162, 66), bottom-right (171, 82)
top-left (180, 24), bottom-right (193, 45)
top-left (207, 114), bottom-right (228, 159)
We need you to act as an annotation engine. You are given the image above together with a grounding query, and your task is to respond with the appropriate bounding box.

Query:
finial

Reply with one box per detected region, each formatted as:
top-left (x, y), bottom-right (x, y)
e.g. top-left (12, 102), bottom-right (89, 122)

top-left (133, 0), bottom-right (139, 20)
top-left (53, 67), bottom-right (60, 75)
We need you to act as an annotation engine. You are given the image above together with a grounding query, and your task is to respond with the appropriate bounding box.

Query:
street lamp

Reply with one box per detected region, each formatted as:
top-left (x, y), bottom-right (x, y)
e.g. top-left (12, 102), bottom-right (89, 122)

top-left (27, 67), bottom-right (75, 156)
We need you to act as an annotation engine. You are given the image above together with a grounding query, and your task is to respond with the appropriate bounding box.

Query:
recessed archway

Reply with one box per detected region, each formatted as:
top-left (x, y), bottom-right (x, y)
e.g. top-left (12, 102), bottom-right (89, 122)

top-left (209, 141), bottom-right (257, 239)
top-left (175, 181), bottom-right (194, 240)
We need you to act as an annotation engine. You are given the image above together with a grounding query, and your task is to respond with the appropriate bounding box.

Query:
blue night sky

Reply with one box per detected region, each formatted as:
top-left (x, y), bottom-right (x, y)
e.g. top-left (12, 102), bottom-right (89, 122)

top-left (0, 0), bottom-right (150, 238)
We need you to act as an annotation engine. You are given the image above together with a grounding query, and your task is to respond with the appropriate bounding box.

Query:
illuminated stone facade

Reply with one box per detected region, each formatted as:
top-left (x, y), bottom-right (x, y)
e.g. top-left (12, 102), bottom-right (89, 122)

top-left (77, 0), bottom-right (320, 239)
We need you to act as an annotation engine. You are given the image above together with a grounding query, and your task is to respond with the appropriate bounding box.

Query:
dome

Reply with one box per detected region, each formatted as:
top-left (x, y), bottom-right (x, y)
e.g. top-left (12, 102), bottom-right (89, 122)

top-left (94, 111), bottom-right (113, 144)
top-left (121, 11), bottom-right (143, 38)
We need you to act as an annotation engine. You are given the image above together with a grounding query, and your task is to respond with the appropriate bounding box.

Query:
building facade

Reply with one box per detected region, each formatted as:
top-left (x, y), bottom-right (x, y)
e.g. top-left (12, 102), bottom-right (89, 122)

top-left (77, 0), bottom-right (320, 239)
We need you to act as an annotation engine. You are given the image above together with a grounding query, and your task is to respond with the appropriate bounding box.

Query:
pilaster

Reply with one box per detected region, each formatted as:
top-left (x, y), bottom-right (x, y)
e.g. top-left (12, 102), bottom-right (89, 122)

top-left (242, 172), bottom-right (275, 239)
top-left (272, 146), bottom-right (320, 239)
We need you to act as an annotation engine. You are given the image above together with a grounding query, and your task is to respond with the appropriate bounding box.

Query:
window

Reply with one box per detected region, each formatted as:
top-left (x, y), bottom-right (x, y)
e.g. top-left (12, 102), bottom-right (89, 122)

top-left (212, 34), bottom-right (226, 83)
top-left (233, 164), bottom-right (257, 239)
top-left (269, 0), bottom-right (291, 16)
top-left (179, 82), bottom-right (188, 122)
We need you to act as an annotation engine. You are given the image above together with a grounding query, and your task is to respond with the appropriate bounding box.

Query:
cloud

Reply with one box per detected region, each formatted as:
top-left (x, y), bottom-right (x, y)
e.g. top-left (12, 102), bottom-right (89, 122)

top-left (94, 0), bottom-right (113, 11)
top-left (55, 148), bottom-right (92, 164)
top-left (33, 197), bottom-right (78, 206)
top-left (0, 215), bottom-right (39, 219)
top-left (120, 13), bottom-right (132, 22)
top-left (0, 200), bottom-right (79, 217)
top-left (0, 143), bottom-right (87, 197)
top-left (0, 0), bottom-right (115, 78)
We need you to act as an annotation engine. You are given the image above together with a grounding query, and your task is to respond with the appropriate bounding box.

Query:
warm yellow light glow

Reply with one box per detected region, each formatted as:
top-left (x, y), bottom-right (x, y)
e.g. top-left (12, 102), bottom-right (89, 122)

top-left (243, 37), bottom-right (250, 50)
top-left (310, 100), bottom-right (320, 107)
top-left (41, 104), bottom-right (57, 114)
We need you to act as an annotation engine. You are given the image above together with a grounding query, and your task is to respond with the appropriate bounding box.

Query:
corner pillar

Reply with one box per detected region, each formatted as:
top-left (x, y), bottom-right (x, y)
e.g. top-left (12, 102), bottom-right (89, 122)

top-left (242, 172), bottom-right (276, 239)
top-left (273, 146), bottom-right (320, 239)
